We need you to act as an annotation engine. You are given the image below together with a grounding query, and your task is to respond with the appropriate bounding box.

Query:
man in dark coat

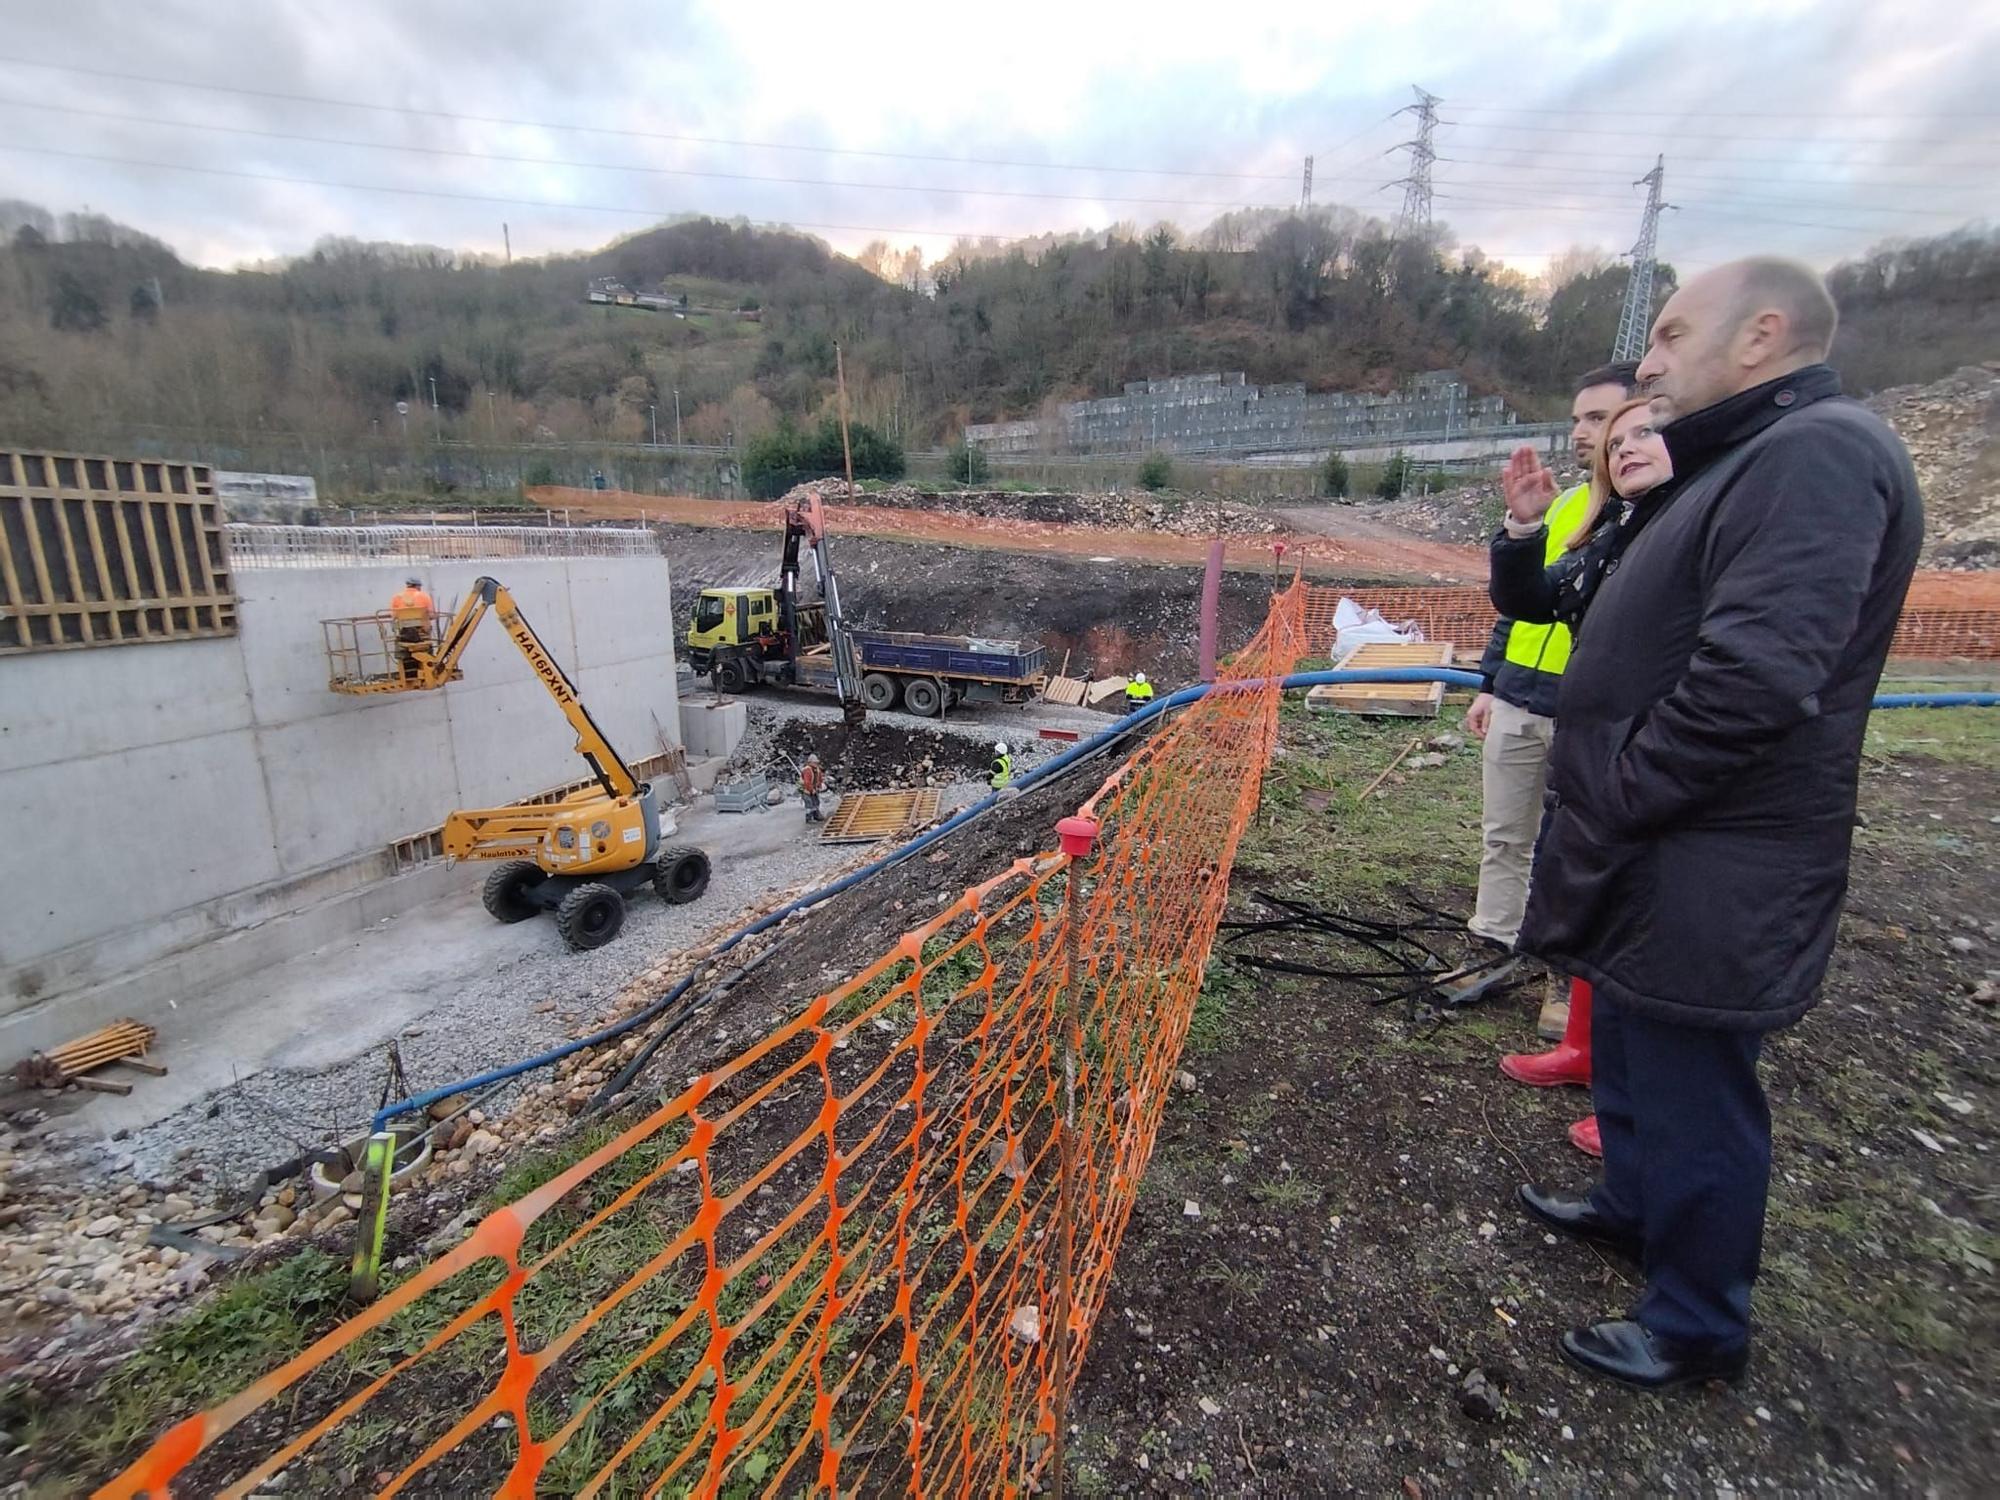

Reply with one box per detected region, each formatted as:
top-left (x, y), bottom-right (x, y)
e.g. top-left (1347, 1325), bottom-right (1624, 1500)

top-left (1492, 257), bottom-right (1923, 1389)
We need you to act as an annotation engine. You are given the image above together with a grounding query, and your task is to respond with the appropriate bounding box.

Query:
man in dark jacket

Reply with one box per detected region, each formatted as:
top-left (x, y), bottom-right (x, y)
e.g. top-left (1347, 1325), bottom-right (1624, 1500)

top-left (1493, 257), bottom-right (1923, 1389)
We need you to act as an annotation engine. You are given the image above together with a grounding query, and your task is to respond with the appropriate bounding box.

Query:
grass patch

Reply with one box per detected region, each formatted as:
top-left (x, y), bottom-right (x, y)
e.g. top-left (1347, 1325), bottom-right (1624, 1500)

top-left (1864, 705), bottom-right (2000, 766)
top-left (0, 1248), bottom-right (351, 1484)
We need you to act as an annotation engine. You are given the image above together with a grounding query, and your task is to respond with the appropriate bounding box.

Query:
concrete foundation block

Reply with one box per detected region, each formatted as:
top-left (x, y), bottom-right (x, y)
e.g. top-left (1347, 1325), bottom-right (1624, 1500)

top-left (680, 697), bottom-right (748, 759)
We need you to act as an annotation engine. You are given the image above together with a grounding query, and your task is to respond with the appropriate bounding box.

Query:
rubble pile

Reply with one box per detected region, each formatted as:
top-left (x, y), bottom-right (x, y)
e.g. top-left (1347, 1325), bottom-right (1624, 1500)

top-left (1865, 364), bottom-right (2000, 568)
top-left (792, 481), bottom-right (1282, 538)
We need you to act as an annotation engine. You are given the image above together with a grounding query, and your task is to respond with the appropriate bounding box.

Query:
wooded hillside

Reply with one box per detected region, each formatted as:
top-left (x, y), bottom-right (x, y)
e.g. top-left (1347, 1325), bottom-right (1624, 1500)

top-left (0, 198), bottom-right (1991, 457)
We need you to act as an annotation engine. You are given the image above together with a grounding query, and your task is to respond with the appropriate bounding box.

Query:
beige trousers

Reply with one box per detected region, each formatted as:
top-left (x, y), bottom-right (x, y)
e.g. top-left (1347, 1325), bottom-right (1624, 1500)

top-left (1469, 696), bottom-right (1556, 948)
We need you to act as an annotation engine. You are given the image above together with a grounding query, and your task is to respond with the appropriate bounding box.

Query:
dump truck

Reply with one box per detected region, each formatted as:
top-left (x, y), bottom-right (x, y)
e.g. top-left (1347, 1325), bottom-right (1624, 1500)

top-left (685, 490), bottom-right (1045, 717)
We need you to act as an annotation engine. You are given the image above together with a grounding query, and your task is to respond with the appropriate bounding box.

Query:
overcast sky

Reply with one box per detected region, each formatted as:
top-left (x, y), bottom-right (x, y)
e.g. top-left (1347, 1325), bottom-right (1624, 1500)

top-left (1, 0), bottom-right (1995, 276)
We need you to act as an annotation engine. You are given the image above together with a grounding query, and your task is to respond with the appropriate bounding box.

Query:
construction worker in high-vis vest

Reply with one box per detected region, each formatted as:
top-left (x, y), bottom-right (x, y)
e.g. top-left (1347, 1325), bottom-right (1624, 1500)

top-left (389, 575), bottom-right (434, 681)
top-left (990, 741), bottom-right (1013, 790)
top-left (1124, 672), bottom-right (1154, 714)
top-left (1467, 362), bottom-right (1638, 1039)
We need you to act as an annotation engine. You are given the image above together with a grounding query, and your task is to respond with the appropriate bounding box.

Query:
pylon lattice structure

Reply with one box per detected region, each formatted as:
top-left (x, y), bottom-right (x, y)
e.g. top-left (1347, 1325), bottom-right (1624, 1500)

top-left (1390, 86), bottom-right (1442, 236)
top-left (1301, 154), bottom-right (1314, 211)
top-left (104, 583), bottom-right (1313, 1499)
top-left (1613, 154), bottom-right (1673, 363)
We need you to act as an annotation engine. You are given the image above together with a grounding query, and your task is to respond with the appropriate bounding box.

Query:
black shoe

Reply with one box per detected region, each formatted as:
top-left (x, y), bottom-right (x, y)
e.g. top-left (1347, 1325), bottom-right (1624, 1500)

top-left (1516, 1184), bottom-right (1641, 1260)
top-left (1559, 1319), bottom-right (1748, 1391)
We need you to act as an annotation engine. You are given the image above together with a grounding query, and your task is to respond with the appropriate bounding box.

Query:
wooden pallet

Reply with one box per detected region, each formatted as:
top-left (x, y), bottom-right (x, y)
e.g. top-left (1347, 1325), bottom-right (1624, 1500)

top-left (15, 1018), bottom-right (163, 1094)
top-left (821, 788), bottom-right (944, 844)
top-left (1042, 674), bottom-right (1091, 706)
top-left (1305, 641), bottom-right (1458, 718)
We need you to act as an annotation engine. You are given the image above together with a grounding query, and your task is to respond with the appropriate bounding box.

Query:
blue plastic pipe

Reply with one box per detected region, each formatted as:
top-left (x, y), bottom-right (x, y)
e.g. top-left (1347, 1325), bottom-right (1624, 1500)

top-left (373, 669), bottom-right (1995, 1127)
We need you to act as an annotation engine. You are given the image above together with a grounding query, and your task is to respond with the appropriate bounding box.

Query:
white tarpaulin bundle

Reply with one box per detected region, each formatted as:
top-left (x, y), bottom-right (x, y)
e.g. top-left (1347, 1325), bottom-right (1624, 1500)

top-left (1332, 596), bottom-right (1425, 657)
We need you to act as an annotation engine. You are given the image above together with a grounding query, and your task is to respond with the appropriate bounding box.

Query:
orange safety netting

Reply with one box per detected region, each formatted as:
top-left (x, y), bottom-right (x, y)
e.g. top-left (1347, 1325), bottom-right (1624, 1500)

top-left (104, 580), bottom-right (1310, 1499)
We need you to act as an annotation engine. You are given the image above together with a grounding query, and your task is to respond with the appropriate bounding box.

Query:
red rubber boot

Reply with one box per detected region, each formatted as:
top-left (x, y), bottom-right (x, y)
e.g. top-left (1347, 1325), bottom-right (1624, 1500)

top-left (1499, 978), bottom-right (1592, 1088)
top-left (1568, 1115), bottom-right (1602, 1157)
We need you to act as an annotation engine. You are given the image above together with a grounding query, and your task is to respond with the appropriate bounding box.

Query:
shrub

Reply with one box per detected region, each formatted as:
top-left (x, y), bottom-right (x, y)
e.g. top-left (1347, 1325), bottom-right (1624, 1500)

top-left (1375, 451), bottom-right (1412, 500)
top-left (523, 459), bottom-right (556, 488)
top-left (1138, 453), bottom-right (1173, 491)
top-left (946, 441), bottom-right (990, 485)
top-left (1321, 451), bottom-right (1349, 499)
top-left (741, 417), bottom-right (906, 499)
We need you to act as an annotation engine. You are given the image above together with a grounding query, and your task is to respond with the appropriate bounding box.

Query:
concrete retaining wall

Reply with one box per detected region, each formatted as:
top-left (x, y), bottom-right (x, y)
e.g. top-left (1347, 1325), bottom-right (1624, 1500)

top-left (0, 554), bottom-right (680, 1029)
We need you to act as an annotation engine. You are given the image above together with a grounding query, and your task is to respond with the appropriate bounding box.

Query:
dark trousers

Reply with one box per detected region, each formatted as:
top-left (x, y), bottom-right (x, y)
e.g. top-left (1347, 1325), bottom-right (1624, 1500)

top-left (803, 790), bottom-right (822, 822)
top-left (1587, 993), bottom-right (1770, 1349)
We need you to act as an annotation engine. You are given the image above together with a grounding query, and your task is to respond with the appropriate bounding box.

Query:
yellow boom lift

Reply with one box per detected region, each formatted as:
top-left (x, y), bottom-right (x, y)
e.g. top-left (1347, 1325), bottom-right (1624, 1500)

top-left (327, 576), bottom-right (710, 950)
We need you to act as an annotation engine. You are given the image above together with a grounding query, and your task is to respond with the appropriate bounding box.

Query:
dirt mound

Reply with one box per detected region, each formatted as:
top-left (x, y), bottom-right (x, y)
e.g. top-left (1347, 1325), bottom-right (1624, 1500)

top-left (661, 523), bottom-right (1278, 685)
top-left (1865, 364), bottom-right (2000, 568)
top-left (755, 716), bottom-right (1001, 790)
top-left (783, 480), bottom-right (1282, 538)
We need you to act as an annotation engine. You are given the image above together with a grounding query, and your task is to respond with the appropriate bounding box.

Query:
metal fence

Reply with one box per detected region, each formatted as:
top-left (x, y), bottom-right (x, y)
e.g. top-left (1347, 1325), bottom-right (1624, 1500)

top-left (225, 523), bottom-right (660, 569)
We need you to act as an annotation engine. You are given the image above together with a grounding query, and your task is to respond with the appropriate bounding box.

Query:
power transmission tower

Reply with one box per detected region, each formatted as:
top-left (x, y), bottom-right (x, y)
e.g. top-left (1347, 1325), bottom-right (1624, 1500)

top-left (1613, 155), bottom-right (1675, 362)
top-left (1389, 86), bottom-right (1442, 236)
top-left (1301, 155), bottom-right (1314, 211)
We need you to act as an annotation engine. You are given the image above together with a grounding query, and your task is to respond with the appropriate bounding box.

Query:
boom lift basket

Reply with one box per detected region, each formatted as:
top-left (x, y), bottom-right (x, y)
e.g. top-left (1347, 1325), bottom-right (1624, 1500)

top-left (322, 611), bottom-right (463, 695)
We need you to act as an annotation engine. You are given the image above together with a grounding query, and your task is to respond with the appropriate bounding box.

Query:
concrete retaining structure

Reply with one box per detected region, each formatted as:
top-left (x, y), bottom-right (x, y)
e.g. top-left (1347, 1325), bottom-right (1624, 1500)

top-left (0, 547), bottom-right (681, 1052)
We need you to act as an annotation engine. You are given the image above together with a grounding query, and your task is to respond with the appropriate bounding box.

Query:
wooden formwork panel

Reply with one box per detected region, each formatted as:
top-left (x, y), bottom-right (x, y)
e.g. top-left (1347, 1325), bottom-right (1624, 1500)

top-left (821, 788), bottom-right (944, 844)
top-left (0, 449), bottom-right (236, 653)
top-left (1306, 642), bottom-right (1458, 717)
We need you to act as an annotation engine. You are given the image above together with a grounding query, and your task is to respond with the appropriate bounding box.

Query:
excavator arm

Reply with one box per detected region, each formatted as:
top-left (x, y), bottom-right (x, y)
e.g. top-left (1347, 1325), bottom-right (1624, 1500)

top-left (414, 576), bottom-right (639, 799)
top-left (783, 490), bottom-right (866, 724)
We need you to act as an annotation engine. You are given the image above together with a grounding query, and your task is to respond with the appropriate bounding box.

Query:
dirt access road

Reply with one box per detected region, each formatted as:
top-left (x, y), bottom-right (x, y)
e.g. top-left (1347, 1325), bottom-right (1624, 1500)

top-left (528, 485), bottom-right (1487, 583)
top-left (534, 485), bottom-right (2000, 610)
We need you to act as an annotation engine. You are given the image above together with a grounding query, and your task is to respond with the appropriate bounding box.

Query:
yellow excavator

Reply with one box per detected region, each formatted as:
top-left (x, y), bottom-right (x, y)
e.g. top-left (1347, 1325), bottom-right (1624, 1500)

top-left (386, 576), bottom-right (711, 950)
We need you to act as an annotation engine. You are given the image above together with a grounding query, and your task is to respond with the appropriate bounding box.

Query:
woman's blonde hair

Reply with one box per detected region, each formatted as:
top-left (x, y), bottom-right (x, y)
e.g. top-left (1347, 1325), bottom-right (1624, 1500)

top-left (1569, 396), bottom-right (1658, 552)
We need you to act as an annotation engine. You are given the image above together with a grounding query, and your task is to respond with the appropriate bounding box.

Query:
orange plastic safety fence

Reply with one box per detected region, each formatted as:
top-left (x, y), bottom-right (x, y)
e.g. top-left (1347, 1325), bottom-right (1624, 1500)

top-left (102, 580), bottom-right (1310, 1500)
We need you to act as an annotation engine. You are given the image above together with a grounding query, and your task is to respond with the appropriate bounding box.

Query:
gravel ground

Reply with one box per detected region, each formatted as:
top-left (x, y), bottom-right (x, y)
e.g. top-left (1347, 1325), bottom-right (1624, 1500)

top-left (56, 806), bottom-right (867, 1199)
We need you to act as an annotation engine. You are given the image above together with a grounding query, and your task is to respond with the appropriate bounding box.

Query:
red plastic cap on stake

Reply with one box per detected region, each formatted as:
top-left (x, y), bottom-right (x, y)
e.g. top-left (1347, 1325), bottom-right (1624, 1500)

top-left (1056, 816), bottom-right (1100, 857)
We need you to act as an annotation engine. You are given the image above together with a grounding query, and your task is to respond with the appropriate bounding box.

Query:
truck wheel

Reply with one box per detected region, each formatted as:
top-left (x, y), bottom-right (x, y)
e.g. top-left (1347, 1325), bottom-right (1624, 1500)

top-left (652, 845), bottom-right (712, 905)
top-left (861, 673), bottom-right (898, 710)
top-left (715, 658), bottom-right (749, 694)
top-left (555, 883), bottom-right (625, 950)
top-left (481, 861), bottom-right (544, 923)
top-left (903, 678), bottom-right (941, 717)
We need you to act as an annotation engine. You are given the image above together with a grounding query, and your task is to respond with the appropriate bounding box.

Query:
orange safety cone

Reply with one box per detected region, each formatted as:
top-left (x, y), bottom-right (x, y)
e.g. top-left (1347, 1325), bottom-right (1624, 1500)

top-left (1499, 978), bottom-right (1592, 1088)
top-left (1568, 1114), bottom-right (1602, 1157)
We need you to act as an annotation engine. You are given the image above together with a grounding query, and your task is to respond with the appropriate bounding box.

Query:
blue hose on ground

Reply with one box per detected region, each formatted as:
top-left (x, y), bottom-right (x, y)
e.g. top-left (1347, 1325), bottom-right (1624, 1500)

top-left (373, 669), bottom-right (1996, 1127)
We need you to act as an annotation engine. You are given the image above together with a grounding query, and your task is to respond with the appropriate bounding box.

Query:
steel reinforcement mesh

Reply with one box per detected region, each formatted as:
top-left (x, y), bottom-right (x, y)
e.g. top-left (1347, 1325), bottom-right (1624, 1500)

top-left (104, 580), bottom-right (1309, 1500)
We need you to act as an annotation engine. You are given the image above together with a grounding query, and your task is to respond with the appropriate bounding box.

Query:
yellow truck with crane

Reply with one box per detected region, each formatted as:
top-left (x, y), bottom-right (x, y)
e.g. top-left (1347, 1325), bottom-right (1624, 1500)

top-left (684, 489), bottom-right (1045, 717)
top-left (325, 576), bottom-right (710, 950)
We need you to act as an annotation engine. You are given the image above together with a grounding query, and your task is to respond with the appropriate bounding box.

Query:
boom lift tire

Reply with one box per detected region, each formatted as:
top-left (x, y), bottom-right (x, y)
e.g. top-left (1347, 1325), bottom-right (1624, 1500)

top-left (482, 861), bottom-right (544, 923)
top-left (861, 673), bottom-right (898, 710)
top-left (653, 846), bottom-right (712, 905)
top-left (903, 678), bottom-right (942, 717)
top-left (556, 883), bottom-right (626, 950)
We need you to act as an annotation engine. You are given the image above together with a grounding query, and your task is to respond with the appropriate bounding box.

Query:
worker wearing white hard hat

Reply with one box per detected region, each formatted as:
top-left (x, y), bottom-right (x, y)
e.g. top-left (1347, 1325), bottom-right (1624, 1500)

top-left (1125, 671), bottom-right (1156, 714)
top-left (990, 741), bottom-right (1013, 790)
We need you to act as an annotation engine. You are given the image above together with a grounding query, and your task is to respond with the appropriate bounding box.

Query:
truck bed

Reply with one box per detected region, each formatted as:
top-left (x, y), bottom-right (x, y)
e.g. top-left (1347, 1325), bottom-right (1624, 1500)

top-left (849, 629), bottom-right (1044, 684)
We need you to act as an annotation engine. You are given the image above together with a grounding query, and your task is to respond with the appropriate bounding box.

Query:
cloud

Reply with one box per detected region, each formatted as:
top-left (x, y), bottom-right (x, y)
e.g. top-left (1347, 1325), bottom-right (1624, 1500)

top-left (0, 0), bottom-right (1991, 271)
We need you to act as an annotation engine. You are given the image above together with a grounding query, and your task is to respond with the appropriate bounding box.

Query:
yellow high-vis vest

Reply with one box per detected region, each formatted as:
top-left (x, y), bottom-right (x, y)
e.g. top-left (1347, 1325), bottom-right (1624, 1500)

top-left (1501, 483), bottom-right (1591, 676)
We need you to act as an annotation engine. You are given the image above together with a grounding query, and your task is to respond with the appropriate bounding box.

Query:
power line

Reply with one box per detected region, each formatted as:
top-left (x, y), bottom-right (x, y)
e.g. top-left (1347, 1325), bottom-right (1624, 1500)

top-left (1432, 165), bottom-right (1981, 211)
top-left (0, 98), bottom-right (1301, 212)
top-left (1451, 102), bottom-right (2000, 120)
top-left (0, 142), bottom-right (1089, 243)
top-left (1438, 116), bottom-right (2000, 146)
top-left (0, 51), bottom-right (1295, 183)
top-left (1437, 144), bottom-right (2000, 170)
top-left (1431, 173), bottom-right (1968, 219)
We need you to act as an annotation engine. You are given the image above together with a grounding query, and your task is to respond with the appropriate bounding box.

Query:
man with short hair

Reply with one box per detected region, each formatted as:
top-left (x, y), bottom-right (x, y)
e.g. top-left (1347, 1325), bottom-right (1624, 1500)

top-left (1468, 362), bottom-right (1638, 1038)
top-left (1507, 257), bottom-right (1922, 1389)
